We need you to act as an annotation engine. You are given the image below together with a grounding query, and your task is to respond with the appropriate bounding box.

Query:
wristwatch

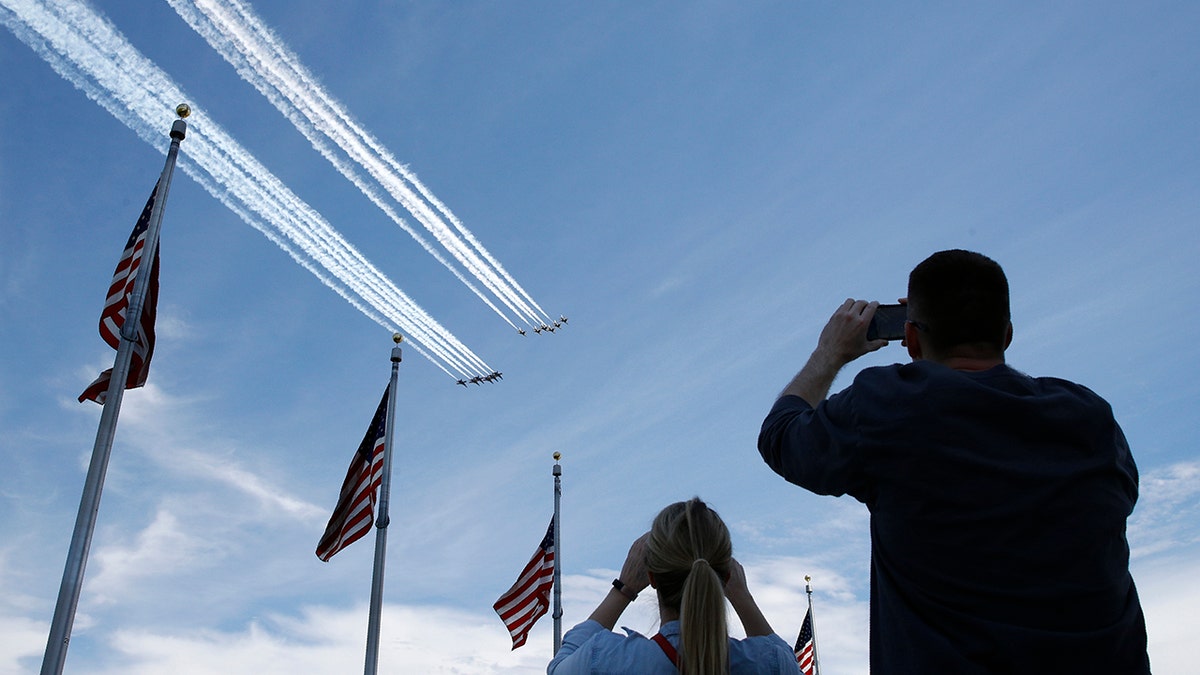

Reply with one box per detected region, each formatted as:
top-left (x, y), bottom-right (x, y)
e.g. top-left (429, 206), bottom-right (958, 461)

top-left (612, 578), bottom-right (638, 601)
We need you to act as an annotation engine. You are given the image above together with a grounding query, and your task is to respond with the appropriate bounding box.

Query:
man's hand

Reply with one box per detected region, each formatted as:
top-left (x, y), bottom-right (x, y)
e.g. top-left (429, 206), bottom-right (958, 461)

top-left (781, 299), bottom-right (888, 406)
top-left (815, 299), bottom-right (888, 364)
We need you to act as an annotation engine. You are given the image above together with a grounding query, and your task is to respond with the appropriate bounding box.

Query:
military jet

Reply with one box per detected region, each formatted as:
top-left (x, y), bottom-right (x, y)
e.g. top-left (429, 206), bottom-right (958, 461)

top-left (559, 315), bottom-right (569, 324)
top-left (517, 328), bottom-right (526, 336)
top-left (456, 379), bottom-right (467, 387)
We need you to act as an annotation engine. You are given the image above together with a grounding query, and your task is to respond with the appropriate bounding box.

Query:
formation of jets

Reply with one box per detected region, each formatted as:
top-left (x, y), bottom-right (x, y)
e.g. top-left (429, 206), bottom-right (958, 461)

top-left (526, 316), bottom-right (568, 335)
top-left (456, 371), bottom-right (504, 387)
top-left (466, 316), bottom-right (568, 387)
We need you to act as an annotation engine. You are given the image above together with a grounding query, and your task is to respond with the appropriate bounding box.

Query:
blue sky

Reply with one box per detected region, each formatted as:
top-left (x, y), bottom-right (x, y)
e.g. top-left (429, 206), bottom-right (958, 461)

top-left (2, 1), bottom-right (1198, 673)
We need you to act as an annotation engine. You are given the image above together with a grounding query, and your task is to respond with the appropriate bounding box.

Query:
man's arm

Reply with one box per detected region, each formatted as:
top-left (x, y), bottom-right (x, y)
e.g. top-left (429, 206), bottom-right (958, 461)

top-left (758, 299), bottom-right (885, 498)
top-left (781, 299), bottom-right (887, 406)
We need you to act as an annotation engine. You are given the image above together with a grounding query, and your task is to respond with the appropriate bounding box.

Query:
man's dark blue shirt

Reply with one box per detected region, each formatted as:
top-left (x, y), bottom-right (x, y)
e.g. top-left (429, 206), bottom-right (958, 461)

top-left (759, 361), bottom-right (1150, 674)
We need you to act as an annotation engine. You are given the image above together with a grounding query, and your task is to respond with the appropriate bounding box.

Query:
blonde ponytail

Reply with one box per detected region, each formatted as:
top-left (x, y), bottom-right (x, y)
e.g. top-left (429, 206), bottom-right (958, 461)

top-left (647, 498), bottom-right (732, 675)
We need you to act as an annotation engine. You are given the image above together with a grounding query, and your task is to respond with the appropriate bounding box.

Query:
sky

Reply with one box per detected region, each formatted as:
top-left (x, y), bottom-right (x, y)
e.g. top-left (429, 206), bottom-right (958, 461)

top-left (1, 0), bottom-right (1198, 673)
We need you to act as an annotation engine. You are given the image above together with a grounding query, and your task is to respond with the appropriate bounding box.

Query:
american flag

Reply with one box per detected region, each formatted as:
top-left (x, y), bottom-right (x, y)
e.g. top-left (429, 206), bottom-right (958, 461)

top-left (78, 184), bottom-right (161, 404)
top-left (493, 519), bottom-right (555, 650)
top-left (795, 606), bottom-right (816, 675)
top-left (315, 386), bottom-right (390, 561)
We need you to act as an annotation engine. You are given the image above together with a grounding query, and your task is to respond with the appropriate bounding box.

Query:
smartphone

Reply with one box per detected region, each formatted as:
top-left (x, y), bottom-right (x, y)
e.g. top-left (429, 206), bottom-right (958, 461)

top-left (867, 304), bottom-right (908, 341)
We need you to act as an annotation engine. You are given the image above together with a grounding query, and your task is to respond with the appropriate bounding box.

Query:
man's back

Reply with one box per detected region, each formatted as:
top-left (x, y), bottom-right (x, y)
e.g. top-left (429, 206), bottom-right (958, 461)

top-left (759, 361), bottom-right (1150, 673)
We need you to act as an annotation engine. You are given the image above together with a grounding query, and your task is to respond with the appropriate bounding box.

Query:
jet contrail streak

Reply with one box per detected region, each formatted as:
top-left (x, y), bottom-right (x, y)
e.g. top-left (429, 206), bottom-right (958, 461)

top-left (402, 165), bottom-right (553, 323)
top-left (168, 0), bottom-right (551, 327)
top-left (174, 0), bottom-right (519, 330)
top-left (173, 0), bottom-right (543, 327)
top-left (196, 121), bottom-right (485, 374)
top-left (0, 0), bottom-right (493, 377)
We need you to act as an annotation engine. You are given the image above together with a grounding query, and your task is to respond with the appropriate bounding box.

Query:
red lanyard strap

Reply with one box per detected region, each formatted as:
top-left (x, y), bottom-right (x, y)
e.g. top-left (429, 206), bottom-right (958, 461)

top-left (652, 632), bottom-right (679, 666)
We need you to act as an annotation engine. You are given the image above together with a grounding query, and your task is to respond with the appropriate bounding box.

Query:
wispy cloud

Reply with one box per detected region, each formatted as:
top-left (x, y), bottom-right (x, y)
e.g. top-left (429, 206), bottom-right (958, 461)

top-left (1129, 461), bottom-right (1200, 558)
top-left (0, 613), bottom-right (44, 674)
top-left (0, 548), bottom-right (50, 673)
top-left (80, 603), bottom-right (553, 675)
top-left (69, 380), bottom-right (326, 523)
top-left (87, 508), bottom-right (220, 605)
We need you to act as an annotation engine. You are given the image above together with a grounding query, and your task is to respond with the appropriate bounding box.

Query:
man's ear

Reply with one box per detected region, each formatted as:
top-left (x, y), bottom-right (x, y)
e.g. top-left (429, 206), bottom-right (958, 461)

top-left (1003, 322), bottom-right (1013, 350)
top-left (905, 321), bottom-right (923, 361)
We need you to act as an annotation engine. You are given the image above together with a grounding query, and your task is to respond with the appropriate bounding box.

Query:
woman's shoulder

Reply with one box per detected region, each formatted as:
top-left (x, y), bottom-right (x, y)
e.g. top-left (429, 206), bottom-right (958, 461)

top-left (729, 633), bottom-right (802, 674)
top-left (550, 621), bottom-right (677, 675)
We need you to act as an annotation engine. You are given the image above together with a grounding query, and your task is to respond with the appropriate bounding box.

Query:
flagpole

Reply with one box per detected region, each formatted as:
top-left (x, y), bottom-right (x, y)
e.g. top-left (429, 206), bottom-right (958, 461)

top-left (551, 452), bottom-right (563, 654)
top-left (364, 333), bottom-right (403, 675)
top-left (806, 575), bottom-right (821, 675)
top-left (41, 106), bottom-right (189, 675)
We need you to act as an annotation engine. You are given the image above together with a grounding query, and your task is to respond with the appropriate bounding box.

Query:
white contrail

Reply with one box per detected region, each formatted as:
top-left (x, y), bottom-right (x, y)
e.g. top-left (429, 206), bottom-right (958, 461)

top-left (0, 0), bottom-right (493, 377)
top-left (172, 0), bottom-right (544, 326)
top-left (167, 0), bottom-right (552, 327)
top-left (171, 0), bottom-right (521, 330)
top-left (401, 164), bottom-right (553, 323)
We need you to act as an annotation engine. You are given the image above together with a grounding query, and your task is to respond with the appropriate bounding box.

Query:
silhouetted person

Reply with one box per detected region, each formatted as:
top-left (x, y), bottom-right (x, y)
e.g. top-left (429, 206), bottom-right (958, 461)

top-left (759, 249), bottom-right (1150, 673)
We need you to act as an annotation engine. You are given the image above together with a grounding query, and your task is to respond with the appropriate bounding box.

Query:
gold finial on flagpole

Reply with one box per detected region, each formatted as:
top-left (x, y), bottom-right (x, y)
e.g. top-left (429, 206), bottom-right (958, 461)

top-left (392, 333), bottom-right (403, 344)
top-left (553, 452), bottom-right (561, 461)
top-left (175, 103), bottom-right (191, 119)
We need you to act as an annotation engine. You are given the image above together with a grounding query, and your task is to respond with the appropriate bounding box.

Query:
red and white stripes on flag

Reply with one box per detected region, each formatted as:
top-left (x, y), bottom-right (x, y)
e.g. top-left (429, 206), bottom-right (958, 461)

top-left (315, 386), bottom-right (390, 561)
top-left (494, 519), bottom-right (555, 649)
top-left (794, 606), bottom-right (816, 675)
top-left (78, 183), bottom-right (161, 404)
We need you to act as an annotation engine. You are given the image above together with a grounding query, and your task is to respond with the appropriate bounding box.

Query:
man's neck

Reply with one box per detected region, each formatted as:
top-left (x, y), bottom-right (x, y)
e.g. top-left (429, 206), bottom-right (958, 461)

top-left (938, 355), bottom-right (1004, 372)
top-left (921, 342), bottom-right (1006, 372)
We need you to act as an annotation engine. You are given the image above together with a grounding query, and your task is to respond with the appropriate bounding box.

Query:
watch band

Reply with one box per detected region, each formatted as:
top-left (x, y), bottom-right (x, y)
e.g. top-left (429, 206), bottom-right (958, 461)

top-left (612, 578), bottom-right (638, 601)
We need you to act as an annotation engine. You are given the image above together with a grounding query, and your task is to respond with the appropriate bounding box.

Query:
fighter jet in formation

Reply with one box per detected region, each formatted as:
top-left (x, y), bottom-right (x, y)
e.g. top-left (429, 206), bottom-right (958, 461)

top-left (457, 371), bottom-right (504, 388)
top-left (528, 317), bottom-right (567, 335)
top-left (516, 327), bottom-right (526, 336)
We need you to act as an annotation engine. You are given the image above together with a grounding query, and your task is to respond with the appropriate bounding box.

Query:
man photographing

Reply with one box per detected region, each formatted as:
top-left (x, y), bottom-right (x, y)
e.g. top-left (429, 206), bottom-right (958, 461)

top-left (758, 249), bottom-right (1150, 673)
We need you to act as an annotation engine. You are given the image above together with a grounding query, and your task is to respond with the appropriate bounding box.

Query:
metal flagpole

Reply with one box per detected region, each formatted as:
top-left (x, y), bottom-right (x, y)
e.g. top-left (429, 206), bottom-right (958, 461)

top-left (806, 575), bottom-right (821, 675)
top-left (551, 452), bottom-right (563, 654)
top-left (41, 106), bottom-right (189, 675)
top-left (364, 333), bottom-right (403, 675)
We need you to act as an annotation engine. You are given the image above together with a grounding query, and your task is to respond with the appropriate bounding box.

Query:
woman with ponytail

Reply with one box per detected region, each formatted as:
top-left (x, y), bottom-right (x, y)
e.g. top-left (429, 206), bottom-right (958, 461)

top-left (547, 498), bottom-right (799, 675)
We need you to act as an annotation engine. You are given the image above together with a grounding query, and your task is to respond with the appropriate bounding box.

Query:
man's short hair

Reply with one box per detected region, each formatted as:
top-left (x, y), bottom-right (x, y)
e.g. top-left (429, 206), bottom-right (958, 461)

top-left (907, 249), bottom-right (1010, 354)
